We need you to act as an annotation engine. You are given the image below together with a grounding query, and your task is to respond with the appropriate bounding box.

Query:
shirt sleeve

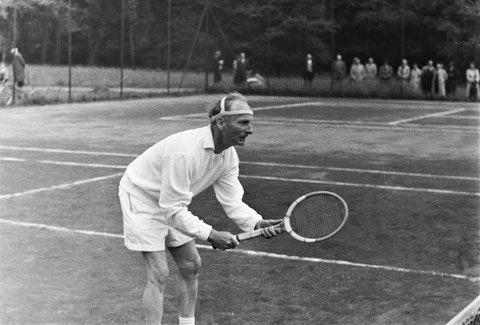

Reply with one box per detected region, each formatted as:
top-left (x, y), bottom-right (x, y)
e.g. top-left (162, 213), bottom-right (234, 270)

top-left (213, 153), bottom-right (262, 232)
top-left (158, 154), bottom-right (212, 241)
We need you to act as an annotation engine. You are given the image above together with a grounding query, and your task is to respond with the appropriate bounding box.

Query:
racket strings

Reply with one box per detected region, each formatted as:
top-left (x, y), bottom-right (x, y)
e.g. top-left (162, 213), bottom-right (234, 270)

top-left (289, 194), bottom-right (346, 239)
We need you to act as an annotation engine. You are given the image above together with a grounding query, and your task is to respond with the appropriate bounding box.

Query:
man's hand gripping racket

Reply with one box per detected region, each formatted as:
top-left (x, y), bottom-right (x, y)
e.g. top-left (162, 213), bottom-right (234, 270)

top-left (237, 191), bottom-right (349, 243)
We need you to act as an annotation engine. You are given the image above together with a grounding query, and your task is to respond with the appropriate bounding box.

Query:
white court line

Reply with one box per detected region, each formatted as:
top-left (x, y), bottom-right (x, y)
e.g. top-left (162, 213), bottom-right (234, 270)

top-left (0, 218), bottom-right (124, 238)
top-left (159, 115), bottom-right (479, 134)
top-left (0, 218), bottom-right (478, 283)
top-left (239, 175), bottom-right (480, 197)
top-left (1, 146), bottom-right (478, 182)
top-left (1, 156), bottom-right (479, 196)
top-left (0, 173), bottom-right (123, 200)
top-left (37, 160), bottom-right (127, 169)
top-left (159, 100), bottom-right (478, 122)
top-left (241, 161), bottom-right (480, 181)
top-left (388, 108), bottom-right (466, 125)
top-left (157, 102), bottom-right (478, 133)
top-left (0, 145), bottom-right (137, 157)
top-left (158, 102), bottom-right (328, 120)
top-left (3, 156), bottom-right (477, 182)
top-left (440, 115), bottom-right (480, 120)
top-left (0, 157), bottom-right (26, 162)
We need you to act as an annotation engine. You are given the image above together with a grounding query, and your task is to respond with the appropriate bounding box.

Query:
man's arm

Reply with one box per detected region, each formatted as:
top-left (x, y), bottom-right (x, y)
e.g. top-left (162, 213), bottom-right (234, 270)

top-left (213, 158), bottom-right (282, 237)
top-left (213, 166), bottom-right (262, 232)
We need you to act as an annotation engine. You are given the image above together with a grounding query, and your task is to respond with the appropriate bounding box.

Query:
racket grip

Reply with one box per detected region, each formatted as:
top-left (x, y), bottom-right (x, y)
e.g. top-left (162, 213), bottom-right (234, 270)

top-left (236, 224), bottom-right (282, 242)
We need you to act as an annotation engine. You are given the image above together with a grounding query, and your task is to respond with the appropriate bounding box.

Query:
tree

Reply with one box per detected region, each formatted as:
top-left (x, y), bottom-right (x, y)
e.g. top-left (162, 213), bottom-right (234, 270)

top-left (2, 0), bottom-right (477, 74)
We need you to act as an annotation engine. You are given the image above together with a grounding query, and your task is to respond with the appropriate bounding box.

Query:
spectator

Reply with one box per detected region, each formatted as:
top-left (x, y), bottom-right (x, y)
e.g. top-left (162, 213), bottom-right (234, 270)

top-left (446, 61), bottom-right (458, 98)
top-left (378, 59), bottom-right (393, 95)
top-left (420, 60), bottom-right (435, 97)
top-left (232, 56), bottom-right (238, 84)
top-left (409, 63), bottom-right (421, 91)
top-left (0, 61), bottom-right (8, 84)
top-left (303, 53), bottom-right (314, 86)
top-left (434, 63), bottom-right (448, 98)
top-left (350, 57), bottom-right (366, 82)
top-left (378, 60), bottom-right (393, 81)
top-left (378, 59), bottom-right (393, 82)
top-left (466, 62), bottom-right (480, 101)
top-left (212, 50), bottom-right (223, 83)
top-left (365, 57), bottom-right (377, 79)
top-left (11, 48), bottom-right (26, 88)
top-left (331, 54), bottom-right (346, 89)
top-left (233, 52), bottom-right (248, 86)
top-left (397, 59), bottom-right (411, 82)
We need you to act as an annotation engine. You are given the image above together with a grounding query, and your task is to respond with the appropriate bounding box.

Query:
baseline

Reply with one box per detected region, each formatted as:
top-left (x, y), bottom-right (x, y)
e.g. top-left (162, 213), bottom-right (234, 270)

top-left (158, 114), bottom-right (479, 134)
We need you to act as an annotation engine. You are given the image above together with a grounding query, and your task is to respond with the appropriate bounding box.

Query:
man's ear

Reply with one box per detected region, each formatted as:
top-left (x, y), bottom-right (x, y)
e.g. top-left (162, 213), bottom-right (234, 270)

top-left (216, 117), bottom-right (226, 130)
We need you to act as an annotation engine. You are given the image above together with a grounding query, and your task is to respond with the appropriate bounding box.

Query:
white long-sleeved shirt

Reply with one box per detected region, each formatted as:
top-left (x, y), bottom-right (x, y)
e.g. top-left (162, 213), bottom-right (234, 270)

top-left (120, 126), bottom-right (262, 241)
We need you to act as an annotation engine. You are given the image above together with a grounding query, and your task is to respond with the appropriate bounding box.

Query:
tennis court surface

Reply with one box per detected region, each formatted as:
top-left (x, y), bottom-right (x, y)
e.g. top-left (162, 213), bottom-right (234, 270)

top-left (0, 95), bottom-right (479, 324)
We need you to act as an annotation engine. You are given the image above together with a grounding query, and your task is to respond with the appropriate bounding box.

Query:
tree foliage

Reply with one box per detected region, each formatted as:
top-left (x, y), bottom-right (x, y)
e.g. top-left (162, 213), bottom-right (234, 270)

top-left (0, 0), bottom-right (477, 74)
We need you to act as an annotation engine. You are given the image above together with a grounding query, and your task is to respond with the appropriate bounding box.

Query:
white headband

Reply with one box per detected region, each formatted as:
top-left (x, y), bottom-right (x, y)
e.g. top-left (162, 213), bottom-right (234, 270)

top-left (210, 96), bottom-right (253, 122)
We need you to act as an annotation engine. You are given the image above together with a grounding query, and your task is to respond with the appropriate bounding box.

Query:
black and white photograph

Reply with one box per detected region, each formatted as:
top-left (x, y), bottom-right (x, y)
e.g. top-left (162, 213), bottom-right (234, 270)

top-left (0, 0), bottom-right (479, 324)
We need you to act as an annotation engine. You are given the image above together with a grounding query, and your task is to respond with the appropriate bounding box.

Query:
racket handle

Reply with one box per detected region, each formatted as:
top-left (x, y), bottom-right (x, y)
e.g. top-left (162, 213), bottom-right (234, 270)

top-left (236, 224), bottom-right (283, 242)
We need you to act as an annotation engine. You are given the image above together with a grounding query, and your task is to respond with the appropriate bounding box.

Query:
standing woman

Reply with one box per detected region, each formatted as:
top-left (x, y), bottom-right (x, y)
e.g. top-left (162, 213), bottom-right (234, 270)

top-left (435, 63), bottom-right (448, 98)
top-left (409, 63), bottom-right (421, 92)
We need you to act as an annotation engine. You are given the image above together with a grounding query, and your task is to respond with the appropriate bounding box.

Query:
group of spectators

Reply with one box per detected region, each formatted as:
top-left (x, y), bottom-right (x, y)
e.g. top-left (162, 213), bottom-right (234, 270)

top-left (214, 50), bottom-right (479, 100)
top-left (327, 54), bottom-right (480, 100)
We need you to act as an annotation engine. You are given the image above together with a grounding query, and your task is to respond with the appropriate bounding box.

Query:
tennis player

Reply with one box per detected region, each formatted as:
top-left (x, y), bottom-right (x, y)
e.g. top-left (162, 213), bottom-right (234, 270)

top-left (118, 92), bottom-right (282, 325)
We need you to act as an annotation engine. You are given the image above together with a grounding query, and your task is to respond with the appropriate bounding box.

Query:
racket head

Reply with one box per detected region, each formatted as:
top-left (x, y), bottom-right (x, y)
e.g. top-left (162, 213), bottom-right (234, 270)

top-left (284, 191), bottom-right (348, 243)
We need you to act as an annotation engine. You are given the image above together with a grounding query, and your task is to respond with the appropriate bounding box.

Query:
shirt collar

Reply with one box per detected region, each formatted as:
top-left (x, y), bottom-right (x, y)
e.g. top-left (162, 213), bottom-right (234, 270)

top-left (203, 125), bottom-right (215, 150)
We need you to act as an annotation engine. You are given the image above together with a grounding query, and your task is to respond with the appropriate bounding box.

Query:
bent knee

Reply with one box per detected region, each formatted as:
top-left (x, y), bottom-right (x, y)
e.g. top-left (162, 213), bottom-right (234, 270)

top-left (177, 255), bottom-right (202, 276)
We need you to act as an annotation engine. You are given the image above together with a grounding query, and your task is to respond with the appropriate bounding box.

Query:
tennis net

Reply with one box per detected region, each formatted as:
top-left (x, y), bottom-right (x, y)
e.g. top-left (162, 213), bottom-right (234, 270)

top-left (447, 295), bottom-right (480, 325)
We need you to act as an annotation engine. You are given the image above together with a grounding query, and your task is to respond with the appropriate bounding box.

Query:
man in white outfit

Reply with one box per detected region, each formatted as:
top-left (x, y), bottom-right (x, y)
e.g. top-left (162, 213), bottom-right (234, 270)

top-left (118, 92), bottom-right (282, 325)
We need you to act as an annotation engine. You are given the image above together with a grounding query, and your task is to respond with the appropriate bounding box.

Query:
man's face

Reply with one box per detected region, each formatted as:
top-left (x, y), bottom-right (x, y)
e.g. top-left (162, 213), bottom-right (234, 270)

top-left (222, 101), bottom-right (253, 147)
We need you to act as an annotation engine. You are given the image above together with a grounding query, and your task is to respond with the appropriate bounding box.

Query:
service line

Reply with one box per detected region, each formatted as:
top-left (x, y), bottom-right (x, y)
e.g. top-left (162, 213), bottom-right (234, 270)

top-left (0, 173), bottom-right (123, 200)
top-left (388, 108), bottom-right (466, 125)
top-left (1, 154), bottom-right (479, 197)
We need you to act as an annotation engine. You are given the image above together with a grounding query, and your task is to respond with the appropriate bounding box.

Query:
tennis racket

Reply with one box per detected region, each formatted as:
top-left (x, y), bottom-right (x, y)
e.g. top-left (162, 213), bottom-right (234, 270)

top-left (237, 191), bottom-right (348, 243)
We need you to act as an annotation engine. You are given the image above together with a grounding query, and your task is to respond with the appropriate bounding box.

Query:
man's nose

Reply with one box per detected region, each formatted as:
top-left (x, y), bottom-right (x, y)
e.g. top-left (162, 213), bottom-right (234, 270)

top-left (246, 124), bottom-right (253, 134)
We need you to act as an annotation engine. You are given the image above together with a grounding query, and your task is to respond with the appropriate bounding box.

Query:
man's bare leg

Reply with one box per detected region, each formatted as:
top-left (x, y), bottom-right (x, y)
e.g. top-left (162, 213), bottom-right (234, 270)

top-left (142, 251), bottom-right (170, 325)
top-left (168, 241), bottom-right (201, 321)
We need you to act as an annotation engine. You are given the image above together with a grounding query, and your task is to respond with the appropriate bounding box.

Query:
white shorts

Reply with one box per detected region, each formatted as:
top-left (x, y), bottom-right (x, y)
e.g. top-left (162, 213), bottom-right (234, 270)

top-left (118, 186), bottom-right (193, 251)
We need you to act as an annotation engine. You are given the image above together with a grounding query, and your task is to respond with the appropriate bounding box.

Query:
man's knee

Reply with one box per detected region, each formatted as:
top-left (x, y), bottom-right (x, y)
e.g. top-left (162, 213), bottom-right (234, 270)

top-left (176, 252), bottom-right (202, 277)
